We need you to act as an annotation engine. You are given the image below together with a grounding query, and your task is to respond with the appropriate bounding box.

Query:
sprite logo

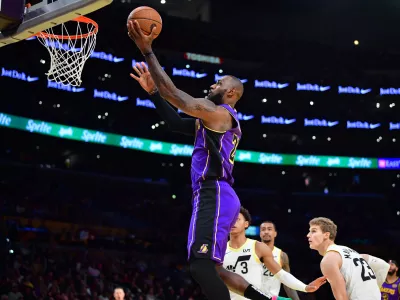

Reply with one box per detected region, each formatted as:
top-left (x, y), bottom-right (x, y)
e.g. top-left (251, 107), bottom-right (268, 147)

top-left (26, 120), bottom-right (52, 134)
top-left (81, 130), bottom-right (107, 143)
top-left (120, 136), bottom-right (144, 149)
top-left (347, 158), bottom-right (372, 169)
top-left (258, 153), bottom-right (283, 165)
top-left (169, 144), bottom-right (193, 156)
top-left (0, 113), bottom-right (11, 126)
top-left (296, 155), bottom-right (321, 167)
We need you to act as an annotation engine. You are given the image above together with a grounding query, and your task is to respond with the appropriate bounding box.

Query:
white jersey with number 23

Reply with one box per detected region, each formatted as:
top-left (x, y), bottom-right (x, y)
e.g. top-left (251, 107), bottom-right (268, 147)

top-left (325, 244), bottom-right (381, 300)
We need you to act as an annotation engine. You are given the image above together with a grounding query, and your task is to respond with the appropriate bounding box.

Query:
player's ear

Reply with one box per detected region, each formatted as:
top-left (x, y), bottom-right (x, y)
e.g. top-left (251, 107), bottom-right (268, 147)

top-left (227, 88), bottom-right (235, 98)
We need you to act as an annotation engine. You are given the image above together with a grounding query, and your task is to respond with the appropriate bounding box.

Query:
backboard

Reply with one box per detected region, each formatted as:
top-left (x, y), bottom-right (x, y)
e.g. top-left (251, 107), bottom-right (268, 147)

top-left (0, 0), bottom-right (113, 48)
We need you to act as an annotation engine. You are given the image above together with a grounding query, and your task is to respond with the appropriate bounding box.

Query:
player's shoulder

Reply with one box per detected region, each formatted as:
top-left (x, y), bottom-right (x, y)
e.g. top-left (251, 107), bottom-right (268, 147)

top-left (321, 249), bottom-right (342, 268)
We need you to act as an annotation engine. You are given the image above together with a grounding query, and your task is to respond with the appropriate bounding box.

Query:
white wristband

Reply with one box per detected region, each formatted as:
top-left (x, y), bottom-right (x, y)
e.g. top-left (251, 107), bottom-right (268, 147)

top-left (274, 269), bottom-right (308, 292)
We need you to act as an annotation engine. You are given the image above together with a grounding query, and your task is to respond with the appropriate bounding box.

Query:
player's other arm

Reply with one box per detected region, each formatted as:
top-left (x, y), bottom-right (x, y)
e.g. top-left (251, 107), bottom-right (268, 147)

top-left (130, 62), bottom-right (196, 136)
top-left (256, 242), bottom-right (326, 293)
top-left (280, 252), bottom-right (300, 300)
top-left (320, 252), bottom-right (349, 300)
top-left (360, 254), bottom-right (390, 287)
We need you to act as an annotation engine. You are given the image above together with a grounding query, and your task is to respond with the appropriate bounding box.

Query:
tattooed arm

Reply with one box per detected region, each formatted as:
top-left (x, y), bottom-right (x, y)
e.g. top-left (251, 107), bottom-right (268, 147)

top-left (143, 53), bottom-right (231, 131)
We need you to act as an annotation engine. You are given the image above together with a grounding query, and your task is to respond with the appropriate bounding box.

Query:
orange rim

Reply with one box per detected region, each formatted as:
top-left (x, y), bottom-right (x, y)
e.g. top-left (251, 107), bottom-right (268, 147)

top-left (34, 16), bottom-right (98, 40)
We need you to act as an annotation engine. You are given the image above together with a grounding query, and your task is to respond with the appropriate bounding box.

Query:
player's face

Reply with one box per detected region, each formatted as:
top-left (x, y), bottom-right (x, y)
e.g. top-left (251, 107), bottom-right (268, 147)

top-left (207, 78), bottom-right (228, 105)
top-left (230, 213), bottom-right (248, 235)
top-left (260, 223), bottom-right (277, 243)
top-left (388, 261), bottom-right (398, 275)
top-left (307, 225), bottom-right (329, 250)
top-left (114, 288), bottom-right (125, 300)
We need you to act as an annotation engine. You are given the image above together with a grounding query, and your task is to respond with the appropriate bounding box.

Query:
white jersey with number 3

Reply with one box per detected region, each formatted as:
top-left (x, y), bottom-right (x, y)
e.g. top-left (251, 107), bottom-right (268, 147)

top-left (326, 244), bottom-right (381, 300)
top-left (223, 239), bottom-right (265, 300)
top-left (261, 246), bottom-right (283, 296)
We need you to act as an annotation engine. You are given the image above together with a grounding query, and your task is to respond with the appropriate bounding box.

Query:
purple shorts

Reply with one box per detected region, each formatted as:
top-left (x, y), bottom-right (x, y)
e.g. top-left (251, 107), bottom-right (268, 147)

top-left (187, 180), bottom-right (241, 263)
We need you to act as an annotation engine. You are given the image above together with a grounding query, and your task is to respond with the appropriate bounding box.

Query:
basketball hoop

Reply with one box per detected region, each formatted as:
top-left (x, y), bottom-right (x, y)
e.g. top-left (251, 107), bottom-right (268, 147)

top-left (35, 16), bottom-right (98, 87)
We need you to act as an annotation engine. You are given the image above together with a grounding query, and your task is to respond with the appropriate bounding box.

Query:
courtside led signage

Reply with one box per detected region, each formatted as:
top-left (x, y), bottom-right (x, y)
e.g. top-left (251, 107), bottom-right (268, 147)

top-left (254, 80), bottom-right (289, 89)
top-left (297, 83), bottom-right (330, 92)
top-left (93, 89), bottom-right (128, 101)
top-left (338, 86), bottom-right (371, 95)
top-left (304, 119), bottom-right (339, 127)
top-left (172, 68), bottom-right (207, 79)
top-left (261, 116), bottom-right (296, 125)
top-left (380, 88), bottom-right (400, 96)
top-left (47, 81), bottom-right (85, 92)
top-left (390, 122), bottom-right (400, 130)
top-left (1, 68), bottom-right (39, 82)
top-left (346, 121), bottom-right (381, 129)
top-left (237, 113), bottom-right (254, 121)
top-left (0, 112), bottom-right (389, 170)
top-left (90, 51), bottom-right (124, 63)
top-left (378, 158), bottom-right (400, 169)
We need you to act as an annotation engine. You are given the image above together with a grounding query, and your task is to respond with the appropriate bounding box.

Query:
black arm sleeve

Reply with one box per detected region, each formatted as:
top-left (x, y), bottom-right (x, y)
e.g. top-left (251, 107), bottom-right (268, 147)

top-left (149, 92), bottom-right (196, 136)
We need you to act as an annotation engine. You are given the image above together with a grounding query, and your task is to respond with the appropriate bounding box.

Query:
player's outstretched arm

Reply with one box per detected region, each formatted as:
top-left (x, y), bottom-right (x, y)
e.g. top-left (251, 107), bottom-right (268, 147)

top-left (280, 252), bottom-right (300, 300)
top-left (360, 254), bottom-right (390, 287)
top-left (256, 242), bottom-right (326, 293)
top-left (130, 62), bottom-right (196, 136)
top-left (320, 252), bottom-right (348, 300)
top-left (127, 21), bottom-right (230, 127)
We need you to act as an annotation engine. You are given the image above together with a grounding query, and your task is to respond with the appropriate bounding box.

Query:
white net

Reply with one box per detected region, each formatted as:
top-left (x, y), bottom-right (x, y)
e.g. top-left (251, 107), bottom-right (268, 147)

top-left (36, 18), bottom-right (97, 87)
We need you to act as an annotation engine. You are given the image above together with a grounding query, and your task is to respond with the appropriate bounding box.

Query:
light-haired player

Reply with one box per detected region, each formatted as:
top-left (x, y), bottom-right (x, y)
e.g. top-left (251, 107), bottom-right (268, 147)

top-left (113, 287), bottom-right (125, 300)
top-left (223, 207), bottom-right (327, 300)
top-left (260, 221), bottom-right (300, 300)
top-left (307, 217), bottom-right (390, 300)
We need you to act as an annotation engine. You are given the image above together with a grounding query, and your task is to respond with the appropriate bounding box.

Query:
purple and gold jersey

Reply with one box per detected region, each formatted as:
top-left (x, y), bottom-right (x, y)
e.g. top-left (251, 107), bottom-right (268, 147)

top-left (381, 278), bottom-right (400, 300)
top-left (191, 104), bottom-right (241, 190)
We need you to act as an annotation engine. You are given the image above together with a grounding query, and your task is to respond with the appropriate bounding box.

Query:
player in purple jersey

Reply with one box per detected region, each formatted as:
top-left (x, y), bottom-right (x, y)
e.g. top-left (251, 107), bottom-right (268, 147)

top-left (381, 260), bottom-right (400, 300)
top-left (127, 21), bottom-right (315, 300)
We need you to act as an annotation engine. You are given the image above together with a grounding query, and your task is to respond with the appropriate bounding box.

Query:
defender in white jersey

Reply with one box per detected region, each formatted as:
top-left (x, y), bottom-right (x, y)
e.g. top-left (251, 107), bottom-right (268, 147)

top-left (223, 207), bottom-right (327, 300)
top-left (308, 217), bottom-right (390, 300)
top-left (260, 221), bottom-right (300, 300)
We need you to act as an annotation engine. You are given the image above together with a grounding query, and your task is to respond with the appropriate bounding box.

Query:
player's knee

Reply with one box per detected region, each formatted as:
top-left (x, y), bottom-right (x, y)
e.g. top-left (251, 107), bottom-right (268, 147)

top-left (189, 259), bottom-right (216, 282)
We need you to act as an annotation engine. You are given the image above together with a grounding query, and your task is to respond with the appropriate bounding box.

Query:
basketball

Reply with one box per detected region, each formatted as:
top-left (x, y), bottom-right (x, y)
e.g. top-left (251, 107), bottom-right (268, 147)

top-left (128, 6), bottom-right (162, 38)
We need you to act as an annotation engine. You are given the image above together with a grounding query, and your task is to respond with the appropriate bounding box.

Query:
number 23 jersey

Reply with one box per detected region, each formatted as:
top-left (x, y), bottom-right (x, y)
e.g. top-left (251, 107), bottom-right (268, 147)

top-left (223, 239), bottom-right (264, 300)
top-left (326, 244), bottom-right (381, 300)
